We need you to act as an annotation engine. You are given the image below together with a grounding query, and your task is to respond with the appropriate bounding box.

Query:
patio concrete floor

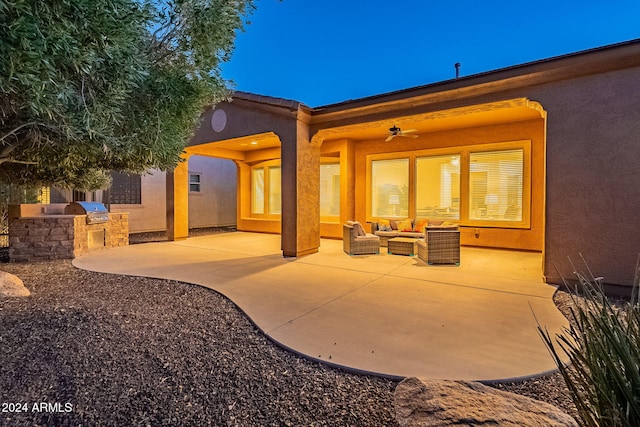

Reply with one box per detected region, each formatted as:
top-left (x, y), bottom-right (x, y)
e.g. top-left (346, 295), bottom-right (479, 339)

top-left (73, 231), bottom-right (569, 382)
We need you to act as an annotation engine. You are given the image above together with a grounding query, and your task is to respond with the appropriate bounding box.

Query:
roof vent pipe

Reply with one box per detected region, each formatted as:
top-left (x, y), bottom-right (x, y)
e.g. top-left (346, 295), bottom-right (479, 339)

top-left (454, 63), bottom-right (461, 79)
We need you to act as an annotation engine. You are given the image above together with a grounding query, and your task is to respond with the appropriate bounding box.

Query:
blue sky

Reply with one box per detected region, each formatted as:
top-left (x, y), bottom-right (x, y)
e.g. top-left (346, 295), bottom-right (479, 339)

top-left (221, 0), bottom-right (640, 107)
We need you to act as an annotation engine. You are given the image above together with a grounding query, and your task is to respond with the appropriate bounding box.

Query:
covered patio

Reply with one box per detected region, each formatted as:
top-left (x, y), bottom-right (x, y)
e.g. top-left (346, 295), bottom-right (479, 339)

top-left (73, 232), bottom-right (568, 382)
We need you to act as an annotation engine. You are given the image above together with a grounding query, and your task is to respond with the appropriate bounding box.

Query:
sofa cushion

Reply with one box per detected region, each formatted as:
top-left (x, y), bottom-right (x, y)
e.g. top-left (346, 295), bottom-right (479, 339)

top-left (389, 219), bottom-right (405, 230)
top-left (413, 218), bottom-right (429, 232)
top-left (398, 231), bottom-right (425, 238)
top-left (375, 230), bottom-right (400, 237)
top-left (397, 219), bottom-right (413, 232)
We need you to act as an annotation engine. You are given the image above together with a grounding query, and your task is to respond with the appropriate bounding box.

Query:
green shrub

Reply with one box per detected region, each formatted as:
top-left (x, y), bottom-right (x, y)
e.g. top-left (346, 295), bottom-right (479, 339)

top-left (539, 255), bottom-right (640, 427)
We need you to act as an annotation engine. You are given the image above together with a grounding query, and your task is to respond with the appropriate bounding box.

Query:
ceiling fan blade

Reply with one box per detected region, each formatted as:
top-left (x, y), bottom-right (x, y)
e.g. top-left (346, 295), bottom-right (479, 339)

top-left (403, 129), bottom-right (418, 133)
top-left (385, 135), bottom-right (395, 142)
top-left (398, 133), bottom-right (418, 138)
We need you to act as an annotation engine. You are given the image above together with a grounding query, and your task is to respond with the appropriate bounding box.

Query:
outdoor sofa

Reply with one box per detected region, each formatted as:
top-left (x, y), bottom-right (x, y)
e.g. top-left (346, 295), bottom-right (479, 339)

top-left (371, 218), bottom-right (456, 247)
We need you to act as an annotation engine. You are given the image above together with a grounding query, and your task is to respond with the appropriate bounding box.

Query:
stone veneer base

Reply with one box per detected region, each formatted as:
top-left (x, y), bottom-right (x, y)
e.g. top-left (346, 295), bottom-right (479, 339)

top-left (9, 214), bottom-right (129, 262)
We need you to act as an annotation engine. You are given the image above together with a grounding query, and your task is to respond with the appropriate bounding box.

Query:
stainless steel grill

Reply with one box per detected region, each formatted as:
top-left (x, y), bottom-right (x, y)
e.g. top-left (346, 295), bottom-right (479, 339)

top-left (64, 202), bottom-right (110, 224)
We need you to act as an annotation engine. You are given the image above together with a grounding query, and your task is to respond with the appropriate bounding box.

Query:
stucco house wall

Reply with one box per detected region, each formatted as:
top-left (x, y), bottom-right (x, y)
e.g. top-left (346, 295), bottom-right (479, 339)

top-left (187, 155), bottom-right (237, 229)
top-left (109, 157), bottom-right (237, 234)
top-left (111, 170), bottom-right (166, 233)
top-left (526, 67), bottom-right (640, 289)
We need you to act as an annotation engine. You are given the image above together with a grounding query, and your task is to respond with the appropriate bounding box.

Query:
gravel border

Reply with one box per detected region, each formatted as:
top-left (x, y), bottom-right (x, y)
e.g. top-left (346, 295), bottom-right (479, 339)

top-left (0, 260), bottom-right (398, 426)
top-left (1, 230), bottom-right (581, 425)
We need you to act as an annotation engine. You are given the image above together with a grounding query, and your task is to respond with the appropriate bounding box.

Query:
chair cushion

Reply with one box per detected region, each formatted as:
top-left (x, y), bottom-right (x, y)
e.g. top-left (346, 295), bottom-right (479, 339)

top-left (398, 231), bottom-right (425, 238)
top-left (355, 234), bottom-right (379, 241)
top-left (375, 230), bottom-right (400, 237)
top-left (353, 221), bottom-right (366, 237)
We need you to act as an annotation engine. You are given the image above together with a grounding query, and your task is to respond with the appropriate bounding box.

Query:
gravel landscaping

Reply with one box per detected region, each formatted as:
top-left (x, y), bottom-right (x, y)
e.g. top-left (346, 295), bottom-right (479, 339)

top-left (0, 230), bottom-right (579, 425)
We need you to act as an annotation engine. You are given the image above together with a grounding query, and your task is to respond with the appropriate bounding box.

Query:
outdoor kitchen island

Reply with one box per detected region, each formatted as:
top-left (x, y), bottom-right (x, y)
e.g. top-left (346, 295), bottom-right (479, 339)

top-left (8, 203), bottom-right (129, 262)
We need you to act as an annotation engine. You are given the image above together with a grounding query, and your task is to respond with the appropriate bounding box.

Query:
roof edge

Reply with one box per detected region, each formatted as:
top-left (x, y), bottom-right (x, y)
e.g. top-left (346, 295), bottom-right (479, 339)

top-left (231, 90), bottom-right (312, 112)
top-left (312, 38), bottom-right (640, 113)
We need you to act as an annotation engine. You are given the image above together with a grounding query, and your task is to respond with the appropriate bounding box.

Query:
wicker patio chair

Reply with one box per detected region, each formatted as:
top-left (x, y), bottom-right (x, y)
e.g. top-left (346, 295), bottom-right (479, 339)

top-left (343, 222), bottom-right (380, 255)
top-left (416, 225), bottom-right (460, 265)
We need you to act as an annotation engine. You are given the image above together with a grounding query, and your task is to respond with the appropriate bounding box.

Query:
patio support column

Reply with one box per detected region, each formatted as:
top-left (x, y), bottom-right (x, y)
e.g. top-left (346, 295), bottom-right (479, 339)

top-left (280, 118), bottom-right (320, 257)
top-left (166, 157), bottom-right (190, 241)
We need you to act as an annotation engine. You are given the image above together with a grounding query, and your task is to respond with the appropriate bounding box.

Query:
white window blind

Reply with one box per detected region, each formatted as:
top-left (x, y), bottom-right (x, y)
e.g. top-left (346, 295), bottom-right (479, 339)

top-left (371, 158), bottom-right (409, 218)
top-left (415, 155), bottom-right (460, 220)
top-left (320, 163), bottom-right (340, 217)
top-left (251, 168), bottom-right (264, 214)
top-left (468, 149), bottom-right (523, 222)
top-left (268, 166), bottom-right (281, 214)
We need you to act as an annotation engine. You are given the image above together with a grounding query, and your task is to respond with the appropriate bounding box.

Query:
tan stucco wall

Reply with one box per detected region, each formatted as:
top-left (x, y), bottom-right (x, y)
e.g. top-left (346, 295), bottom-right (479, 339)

top-left (111, 170), bottom-right (166, 233)
top-left (525, 67), bottom-right (640, 289)
top-left (294, 117), bottom-right (320, 255)
top-left (187, 156), bottom-right (237, 228)
top-left (115, 159), bottom-right (237, 235)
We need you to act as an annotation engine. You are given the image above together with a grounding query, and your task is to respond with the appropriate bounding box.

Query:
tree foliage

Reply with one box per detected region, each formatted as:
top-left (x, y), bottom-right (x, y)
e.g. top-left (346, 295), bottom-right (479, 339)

top-left (0, 0), bottom-right (254, 190)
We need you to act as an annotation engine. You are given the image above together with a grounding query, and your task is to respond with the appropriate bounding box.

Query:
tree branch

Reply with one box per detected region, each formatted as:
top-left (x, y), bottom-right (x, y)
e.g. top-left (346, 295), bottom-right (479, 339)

top-left (0, 122), bottom-right (38, 144)
top-left (0, 158), bottom-right (38, 165)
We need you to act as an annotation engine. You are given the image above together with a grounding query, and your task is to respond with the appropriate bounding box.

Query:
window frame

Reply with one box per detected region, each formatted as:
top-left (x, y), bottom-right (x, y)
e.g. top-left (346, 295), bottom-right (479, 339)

top-left (109, 171), bottom-right (142, 205)
top-left (250, 159), bottom-right (281, 219)
top-left (415, 153), bottom-right (461, 221)
top-left (365, 140), bottom-right (531, 229)
top-left (189, 173), bottom-right (202, 193)
top-left (319, 160), bottom-right (341, 223)
top-left (367, 156), bottom-right (411, 219)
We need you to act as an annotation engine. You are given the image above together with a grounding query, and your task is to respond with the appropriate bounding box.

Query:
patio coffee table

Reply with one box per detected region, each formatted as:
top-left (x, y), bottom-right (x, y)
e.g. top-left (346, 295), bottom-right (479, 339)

top-left (387, 237), bottom-right (417, 256)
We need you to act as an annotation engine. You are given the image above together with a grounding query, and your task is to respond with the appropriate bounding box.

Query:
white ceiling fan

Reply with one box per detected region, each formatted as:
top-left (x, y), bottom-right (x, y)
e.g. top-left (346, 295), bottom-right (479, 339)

top-left (385, 125), bottom-right (418, 142)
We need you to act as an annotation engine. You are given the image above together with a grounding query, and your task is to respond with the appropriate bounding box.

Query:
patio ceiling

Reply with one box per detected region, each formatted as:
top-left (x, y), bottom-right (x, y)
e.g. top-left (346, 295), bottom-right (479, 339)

top-left (311, 98), bottom-right (545, 145)
top-left (184, 98), bottom-right (545, 159)
top-left (185, 131), bottom-right (281, 161)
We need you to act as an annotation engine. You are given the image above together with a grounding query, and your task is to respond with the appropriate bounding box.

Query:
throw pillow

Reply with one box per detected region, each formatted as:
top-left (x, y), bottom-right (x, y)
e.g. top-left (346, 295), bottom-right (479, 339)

top-left (397, 219), bottom-right (413, 232)
top-left (413, 218), bottom-right (429, 232)
top-left (377, 218), bottom-right (392, 232)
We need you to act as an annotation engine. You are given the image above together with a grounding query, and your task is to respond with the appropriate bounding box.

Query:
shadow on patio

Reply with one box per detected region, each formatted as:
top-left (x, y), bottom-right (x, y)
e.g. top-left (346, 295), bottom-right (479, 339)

top-left (73, 231), bottom-right (568, 382)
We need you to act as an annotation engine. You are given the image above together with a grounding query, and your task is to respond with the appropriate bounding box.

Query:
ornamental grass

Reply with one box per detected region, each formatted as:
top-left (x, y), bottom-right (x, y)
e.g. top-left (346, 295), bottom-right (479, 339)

top-left (539, 255), bottom-right (640, 427)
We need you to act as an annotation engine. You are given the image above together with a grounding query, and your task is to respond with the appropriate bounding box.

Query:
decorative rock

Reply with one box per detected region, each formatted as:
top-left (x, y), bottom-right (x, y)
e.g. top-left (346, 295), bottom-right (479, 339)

top-left (0, 271), bottom-right (31, 297)
top-left (394, 377), bottom-right (578, 427)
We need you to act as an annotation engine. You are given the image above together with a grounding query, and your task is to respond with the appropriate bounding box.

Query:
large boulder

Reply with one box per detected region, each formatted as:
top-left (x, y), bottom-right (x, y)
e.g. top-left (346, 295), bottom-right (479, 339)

top-left (0, 271), bottom-right (30, 297)
top-left (394, 377), bottom-right (577, 427)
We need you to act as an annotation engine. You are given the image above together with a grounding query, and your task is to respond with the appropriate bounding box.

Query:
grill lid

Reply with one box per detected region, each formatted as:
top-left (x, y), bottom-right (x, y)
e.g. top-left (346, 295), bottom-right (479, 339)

top-left (64, 201), bottom-right (109, 215)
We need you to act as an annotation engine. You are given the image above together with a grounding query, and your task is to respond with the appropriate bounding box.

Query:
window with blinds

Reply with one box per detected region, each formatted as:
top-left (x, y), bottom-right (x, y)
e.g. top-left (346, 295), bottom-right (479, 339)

top-left (371, 158), bottom-right (409, 218)
top-left (268, 166), bottom-right (281, 214)
top-left (251, 168), bottom-right (264, 214)
top-left (468, 149), bottom-right (524, 222)
top-left (416, 155), bottom-right (460, 220)
top-left (38, 187), bottom-right (51, 204)
top-left (320, 163), bottom-right (340, 218)
top-left (366, 142), bottom-right (529, 227)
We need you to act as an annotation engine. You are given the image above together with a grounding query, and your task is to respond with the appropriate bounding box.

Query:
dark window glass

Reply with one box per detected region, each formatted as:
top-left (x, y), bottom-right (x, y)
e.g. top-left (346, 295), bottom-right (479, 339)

top-left (109, 172), bottom-right (141, 204)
